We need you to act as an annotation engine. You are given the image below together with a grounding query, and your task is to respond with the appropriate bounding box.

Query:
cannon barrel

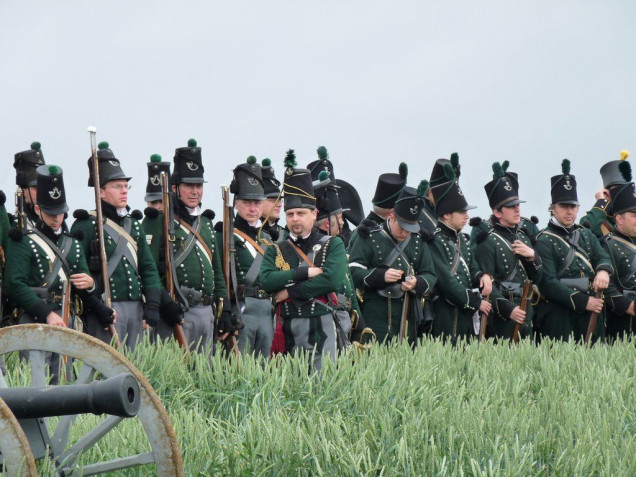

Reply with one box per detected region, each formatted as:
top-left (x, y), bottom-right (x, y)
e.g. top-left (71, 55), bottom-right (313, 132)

top-left (0, 372), bottom-right (140, 419)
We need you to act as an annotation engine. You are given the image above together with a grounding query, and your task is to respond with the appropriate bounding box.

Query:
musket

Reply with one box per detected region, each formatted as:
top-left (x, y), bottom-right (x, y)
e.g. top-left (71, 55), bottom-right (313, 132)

top-left (161, 172), bottom-right (188, 350)
top-left (220, 185), bottom-right (239, 356)
top-left (15, 187), bottom-right (26, 232)
top-left (60, 279), bottom-right (72, 380)
top-left (584, 290), bottom-right (604, 346)
top-left (512, 280), bottom-right (533, 343)
top-left (398, 265), bottom-right (414, 345)
top-left (479, 294), bottom-right (490, 343)
top-left (87, 126), bottom-right (121, 348)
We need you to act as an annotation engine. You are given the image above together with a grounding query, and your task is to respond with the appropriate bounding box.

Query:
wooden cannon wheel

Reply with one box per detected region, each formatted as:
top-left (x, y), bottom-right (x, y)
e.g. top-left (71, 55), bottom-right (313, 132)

top-left (0, 396), bottom-right (38, 476)
top-left (0, 324), bottom-right (184, 476)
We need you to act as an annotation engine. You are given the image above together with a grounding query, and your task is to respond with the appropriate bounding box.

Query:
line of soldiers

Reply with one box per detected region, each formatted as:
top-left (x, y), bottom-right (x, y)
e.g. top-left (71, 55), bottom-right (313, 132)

top-left (1, 138), bottom-right (635, 377)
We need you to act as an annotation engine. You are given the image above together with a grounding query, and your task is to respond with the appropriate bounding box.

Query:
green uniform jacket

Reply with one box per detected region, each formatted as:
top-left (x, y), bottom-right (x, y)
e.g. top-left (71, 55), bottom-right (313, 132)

top-left (348, 221), bottom-right (436, 342)
top-left (5, 222), bottom-right (90, 321)
top-left (347, 211), bottom-right (385, 253)
top-left (470, 216), bottom-right (540, 251)
top-left (430, 221), bottom-right (484, 340)
top-left (534, 220), bottom-right (613, 341)
top-left (70, 202), bottom-right (161, 302)
top-left (260, 229), bottom-right (346, 319)
top-left (142, 208), bottom-right (228, 301)
top-left (579, 198), bottom-right (614, 240)
top-left (602, 229), bottom-right (636, 339)
top-left (473, 222), bottom-right (542, 339)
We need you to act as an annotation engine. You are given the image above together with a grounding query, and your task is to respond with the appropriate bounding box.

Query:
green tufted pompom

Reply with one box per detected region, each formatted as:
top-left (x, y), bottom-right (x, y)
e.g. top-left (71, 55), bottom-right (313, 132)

top-left (561, 159), bottom-right (571, 174)
top-left (247, 155), bottom-right (257, 165)
top-left (317, 146), bottom-right (328, 160)
top-left (284, 149), bottom-right (297, 169)
top-left (398, 162), bottom-right (408, 180)
top-left (262, 158), bottom-right (271, 167)
top-left (502, 160), bottom-right (509, 172)
top-left (318, 170), bottom-right (330, 181)
top-left (450, 152), bottom-right (459, 168)
top-left (98, 141), bottom-right (109, 150)
top-left (416, 180), bottom-right (429, 199)
top-left (187, 138), bottom-right (197, 147)
top-left (31, 141), bottom-right (41, 150)
top-left (492, 162), bottom-right (504, 178)
top-left (150, 154), bottom-right (162, 162)
top-left (443, 162), bottom-right (456, 181)
top-left (48, 165), bottom-right (59, 175)
top-left (619, 160), bottom-right (632, 182)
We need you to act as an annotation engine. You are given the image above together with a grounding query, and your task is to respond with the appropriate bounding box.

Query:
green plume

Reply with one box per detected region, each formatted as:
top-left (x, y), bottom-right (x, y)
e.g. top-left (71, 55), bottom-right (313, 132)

top-left (502, 160), bottom-right (509, 172)
top-left (561, 159), bottom-right (571, 174)
top-left (619, 160), bottom-right (632, 182)
top-left (262, 158), bottom-right (271, 167)
top-left (187, 138), bottom-right (197, 147)
top-left (399, 162), bottom-right (408, 180)
top-left (492, 162), bottom-right (504, 178)
top-left (450, 152), bottom-right (459, 168)
top-left (318, 170), bottom-right (330, 182)
top-left (31, 141), bottom-right (41, 150)
top-left (150, 154), bottom-right (162, 162)
top-left (443, 162), bottom-right (456, 181)
top-left (247, 155), bottom-right (257, 165)
top-left (284, 149), bottom-right (297, 169)
top-left (48, 165), bottom-right (59, 175)
top-left (416, 180), bottom-right (429, 199)
top-left (317, 146), bottom-right (328, 160)
top-left (98, 141), bottom-right (109, 150)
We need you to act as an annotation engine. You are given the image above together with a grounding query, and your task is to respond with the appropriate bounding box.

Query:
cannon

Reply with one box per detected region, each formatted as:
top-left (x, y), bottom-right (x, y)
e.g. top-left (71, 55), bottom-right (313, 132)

top-left (0, 325), bottom-right (184, 476)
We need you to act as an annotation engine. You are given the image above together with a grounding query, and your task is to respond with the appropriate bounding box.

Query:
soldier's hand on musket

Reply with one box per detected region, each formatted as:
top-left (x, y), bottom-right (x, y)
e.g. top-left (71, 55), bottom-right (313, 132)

top-left (479, 300), bottom-right (492, 315)
top-left (594, 188), bottom-right (610, 201)
top-left (627, 301), bottom-right (635, 317)
top-left (384, 268), bottom-right (404, 283)
top-left (592, 270), bottom-right (610, 292)
top-left (586, 296), bottom-right (604, 314)
top-left (509, 306), bottom-right (526, 324)
top-left (70, 273), bottom-right (95, 290)
top-left (217, 310), bottom-right (239, 340)
top-left (46, 312), bottom-right (66, 327)
top-left (479, 274), bottom-right (493, 296)
top-left (275, 289), bottom-right (290, 303)
top-left (401, 275), bottom-right (417, 292)
top-left (511, 240), bottom-right (535, 261)
top-left (308, 267), bottom-right (323, 278)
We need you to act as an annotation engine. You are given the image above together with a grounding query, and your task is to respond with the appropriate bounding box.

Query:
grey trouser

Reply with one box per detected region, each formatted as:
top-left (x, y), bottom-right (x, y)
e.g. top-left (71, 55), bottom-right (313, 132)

top-left (283, 313), bottom-right (337, 373)
top-left (153, 304), bottom-right (215, 355)
top-left (235, 297), bottom-right (274, 359)
top-left (19, 312), bottom-right (61, 385)
top-left (85, 300), bottom-right (143, 351)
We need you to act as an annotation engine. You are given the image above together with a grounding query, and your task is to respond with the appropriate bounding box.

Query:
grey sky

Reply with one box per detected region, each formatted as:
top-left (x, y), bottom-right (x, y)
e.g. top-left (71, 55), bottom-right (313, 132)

top-left (1, 1), bottom-right (634, 226)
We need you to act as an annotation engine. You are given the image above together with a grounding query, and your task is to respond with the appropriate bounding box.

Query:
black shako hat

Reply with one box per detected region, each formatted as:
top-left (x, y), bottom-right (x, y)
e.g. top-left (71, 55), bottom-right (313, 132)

top-left (314, 171), bottom-right (348, 221)
top-left (307, 146), bottom-right (336, 181)
top-left (484, 161), bottom-right (525, 210)
top-left (36, 164), bottom-right (68, 215)
top-left (87, 141), bottom-right (132, 187)
top-left (600, 150), bottom-right (630, 188)
top-left (550, 159), bottom-right (579, 205)
top-left (282, 150), bottom-right (315, 211)
top-left (261, 158), bottom-right (281, 198)
top-left (430, 152), bottom-right (461, 187)
top-left (431, 163), bottom-right (476, 217)
top-left (609, 160), bottom-right (636, 216)
top-left (145, 154), bottom-right (171, 202)
top-left (393, 182), bottom-right (429, 233)
top-left (231, 156), bottom-right (265, 200)
top-left (14, 141), bottom-right (46, 187)
top-left (172, 138), bottom-right (205, 184)
top-left (372, 162), bottom-right (408, 208)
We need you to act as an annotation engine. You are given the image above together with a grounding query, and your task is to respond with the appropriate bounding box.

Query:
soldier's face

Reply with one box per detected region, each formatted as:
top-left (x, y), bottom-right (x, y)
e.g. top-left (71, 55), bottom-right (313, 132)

top-left (262, 197), bottom-right (282, 221)
top-left (494, 205), bottom-right (521, 227)
top-left (286, 208), bottom-right (317, 236)
top-left (442, 211), bottom-right (469, 232)
top-left (34, 205), bottom-right (64, 231)
top-left (616, 211), bottom-right (636, 237)
top-left (235, 199), bottom-right (263, 225)
top-left (388, 214), bottom-right (411, 242)
top-left (317, 214), bottom-right (342, 236)
top-left (147, 200), bottom-right (163, 211)
top-left (23, 186), bottom-right (37, 205)
top-left (175, 183), bottom-right (203, 208)
top-left (100, 180), bottom-right (129, 208)
top-left (552, 203), bottom-right (579, 227)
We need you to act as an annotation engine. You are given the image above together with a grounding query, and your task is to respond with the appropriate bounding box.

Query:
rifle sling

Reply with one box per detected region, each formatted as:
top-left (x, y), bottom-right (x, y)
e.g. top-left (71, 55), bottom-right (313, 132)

top-left (170, 218), bottom-right (202, 311)
top-left (173, 218), bottom-right (200, 268)
top-left (378, 230), bottom-right (411, 268)
top-left (542, 229), bottom-right (593, 277)
top-left (608, 235), bottom-right (636, 287)
top-left (287, 236), bottom-right (339, 306)
top-left (28, 230), bottom-right (73, 289)
top-left (89, 213), bottom-right (139, 277)
top-left (234, 229), bottom-right (267, 289)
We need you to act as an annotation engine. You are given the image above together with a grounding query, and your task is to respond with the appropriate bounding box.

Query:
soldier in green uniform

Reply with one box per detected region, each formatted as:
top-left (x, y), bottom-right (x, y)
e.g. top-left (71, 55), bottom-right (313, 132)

top-left (579, 150), bottom-right (630, 239)
top-left (143, 139), bottom-right (236, 353)
top-left (12, 141), bottom-right (46, 230)
top-left (144, 154), bottom-right (170, 211)
top-left (214, 156), bottom-right (273, 358)
top-left (534, 159), bottom-right (612, 342)
top-left (260, 150), bottom-right (347, 372)
top-left (348, 180), bottom-right (437, 344)
top-left (71, 141), bottom-right (163, 350)
top-left (260, 158), bottom-right (285, 242)
top-left (420, 154), bottom-right (461, 238)
top-left (6, 165), bottom-right (114, 383)
top-left (600, 159), bottom-right (636, 341)
top-left (429, 164), bottom-right (493, 342)
top-left (473, 162), bottom-right (542, 340)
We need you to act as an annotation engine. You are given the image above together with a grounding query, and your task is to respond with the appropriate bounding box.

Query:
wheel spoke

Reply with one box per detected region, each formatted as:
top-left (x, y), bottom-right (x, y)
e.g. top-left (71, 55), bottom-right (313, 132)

top-left (72, 452), bottom-right (155, 475)
top-left (75, 362), bottom-right (96, 385)
top-left (29, 350), bottom-right (46, 386)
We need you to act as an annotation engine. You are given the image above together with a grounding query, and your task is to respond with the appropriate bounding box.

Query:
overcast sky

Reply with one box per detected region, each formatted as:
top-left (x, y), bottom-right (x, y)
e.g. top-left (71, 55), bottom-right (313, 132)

top-left (1, 1), bottom-right (634, 227)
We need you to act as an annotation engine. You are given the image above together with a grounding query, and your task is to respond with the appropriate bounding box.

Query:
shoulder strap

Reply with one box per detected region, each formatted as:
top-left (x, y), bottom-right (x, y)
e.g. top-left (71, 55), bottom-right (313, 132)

top-left (28, 230), bottom-right (73, 288)
top-left (179, 218), bottom-right (214, 265)
top-left (89, 212), bottom-right (139, 277)
top-left (542, 229), bottom-right (593, 276)
top-left (378, 229), bottom-right (412, 268)
top-left (490, 231), bottom-right (522, 282)
top-left (234, 229), bottom-right (266, 255)
top-left (608, 235), bottom-right (636, 287)
top-left (173, 219), bottom-right (200, 268)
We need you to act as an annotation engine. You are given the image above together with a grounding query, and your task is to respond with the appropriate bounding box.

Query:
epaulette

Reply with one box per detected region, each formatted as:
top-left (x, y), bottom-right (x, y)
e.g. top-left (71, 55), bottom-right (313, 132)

top-left (144, 207), bottom-right (160, 219)
top-left (202, 209), bottom-right (215, 220)
top-left (358, 218), bottom-right (382, 239)
top-left (474, 230), bottom-right (489, 244)
top-left (469, 217), bottom-right (483, 227)
top-left (419, 228), bottom-right (435, 242)
top-left (530, 216), bottom-right (539, 224)
top-left (461, 232), bottom-right (470, 241)
top-left (131, 209), bottom-right (143, 220)
top-left (580, 221), bottom-right (591, 229)
top-left (7, 213), bottom-right (15, 223)
top-left (8, 228), bottom-right (24, 241)
top-left (73, 209), bottom-right (91, 221)
top-left (213, 221), bottom-right (223, 233)
top-left (0, 190), bottom-right (5, 206)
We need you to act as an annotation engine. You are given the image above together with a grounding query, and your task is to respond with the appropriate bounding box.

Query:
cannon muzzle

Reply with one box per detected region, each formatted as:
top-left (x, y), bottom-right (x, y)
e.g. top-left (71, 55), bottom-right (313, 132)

top-left (0, 372), bottom-right (141, 419)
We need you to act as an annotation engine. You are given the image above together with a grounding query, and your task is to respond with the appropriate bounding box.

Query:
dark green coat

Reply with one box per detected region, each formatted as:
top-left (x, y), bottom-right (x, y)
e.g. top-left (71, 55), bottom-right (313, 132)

top-left (348, 221), bottom-right (437, 343)
top-left (534, 220), bottom-right (613, 341)
top-left (260, 229), bottom-right (347, 319)
top-left (347, 211), bottom-right (385, 253)
top-left (579, 198), bottom-right (614, 240)
top-left (70, 202), bottom-right (162, 302)
top-left (429, 221), bottom-right (484, 341)
top-left (470, 216), bottom-right (540, 250)
top-left (473, 222), bottom-right (542, 339)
